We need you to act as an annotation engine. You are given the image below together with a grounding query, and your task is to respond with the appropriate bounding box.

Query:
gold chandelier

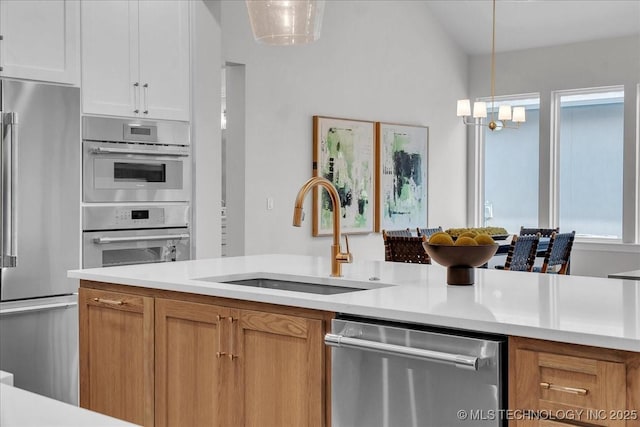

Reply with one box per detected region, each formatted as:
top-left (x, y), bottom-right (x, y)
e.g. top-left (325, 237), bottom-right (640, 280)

top-left (246, 0), bottom-right (326, 46)
top-left (457, 0), bottom-right (525, 131)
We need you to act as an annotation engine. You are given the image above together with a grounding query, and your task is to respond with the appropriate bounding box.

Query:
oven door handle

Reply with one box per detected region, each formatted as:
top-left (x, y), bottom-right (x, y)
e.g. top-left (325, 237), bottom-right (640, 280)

top-left (94, 233), bottom-right (190, 244)
top-left (91, 146), bottom-right (189, 157)
top-left (324, 333), bottom-right (482, 370)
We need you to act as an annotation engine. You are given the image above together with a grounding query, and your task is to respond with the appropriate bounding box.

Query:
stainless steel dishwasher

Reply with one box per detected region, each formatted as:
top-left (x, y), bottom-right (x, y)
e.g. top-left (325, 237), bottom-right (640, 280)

top-left (326, 317), bottom-right (506, 427)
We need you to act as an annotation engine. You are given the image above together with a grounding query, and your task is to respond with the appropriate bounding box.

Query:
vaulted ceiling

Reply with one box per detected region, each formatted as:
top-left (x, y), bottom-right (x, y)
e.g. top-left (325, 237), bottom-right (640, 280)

top-left (424, 0), bottom-right (640, 55)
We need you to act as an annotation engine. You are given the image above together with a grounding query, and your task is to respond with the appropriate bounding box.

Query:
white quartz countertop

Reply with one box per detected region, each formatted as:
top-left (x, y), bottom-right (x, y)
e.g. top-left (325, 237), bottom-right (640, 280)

top-left (68, 254), bottom-right (640, 352)
top-left (0, 384), bottom-right (139, 427)
top-left (0, 371), bottom-right (14, 386)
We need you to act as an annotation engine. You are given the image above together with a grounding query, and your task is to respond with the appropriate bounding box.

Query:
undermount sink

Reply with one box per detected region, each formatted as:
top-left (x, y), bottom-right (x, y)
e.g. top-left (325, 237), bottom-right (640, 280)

top-left (194, 274), bottom-right (391, 295)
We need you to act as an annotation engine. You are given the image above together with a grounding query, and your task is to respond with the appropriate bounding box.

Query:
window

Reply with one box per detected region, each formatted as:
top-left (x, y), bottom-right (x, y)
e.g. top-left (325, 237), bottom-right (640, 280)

top-left (482, 96), bottom-right (540, 234)
top-left (476, 88), bottom-right (627, 241)
top-left (555, 88), bottom-right (624, 239)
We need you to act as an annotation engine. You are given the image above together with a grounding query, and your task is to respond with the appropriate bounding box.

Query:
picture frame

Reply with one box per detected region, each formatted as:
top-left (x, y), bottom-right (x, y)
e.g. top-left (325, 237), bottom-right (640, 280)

top-left (375, 122), bottom-right (429, 232)
top-left (312, 116), bottom-right (376, 236)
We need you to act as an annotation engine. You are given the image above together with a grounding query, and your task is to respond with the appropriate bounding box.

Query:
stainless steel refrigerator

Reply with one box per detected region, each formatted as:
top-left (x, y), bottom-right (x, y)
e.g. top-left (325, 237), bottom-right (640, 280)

top-left (0, 79), bottom-right (80, 405)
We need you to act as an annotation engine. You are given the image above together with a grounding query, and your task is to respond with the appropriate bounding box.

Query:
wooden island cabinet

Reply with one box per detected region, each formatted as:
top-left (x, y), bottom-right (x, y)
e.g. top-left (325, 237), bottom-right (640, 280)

top-left (509, 336), bottom-right (640, 427)
top-left (79, 287), bottom-right (154, 426)
top-left (79, 277), bottom-right (640, 427)
top-left (79, 281), bottom-right (333, 427)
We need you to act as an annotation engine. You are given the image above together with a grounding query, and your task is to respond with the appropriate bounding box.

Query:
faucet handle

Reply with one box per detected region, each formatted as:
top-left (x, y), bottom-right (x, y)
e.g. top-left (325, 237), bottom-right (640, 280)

top-left (339, 235), bottom-right (353, 263)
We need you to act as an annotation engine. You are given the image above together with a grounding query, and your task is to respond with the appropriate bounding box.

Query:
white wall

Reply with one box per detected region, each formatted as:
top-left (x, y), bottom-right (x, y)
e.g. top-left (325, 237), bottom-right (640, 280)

top-left (224, 63), bottom-right (246, 256)
top-left (191, 0), bottom-right (222, 259)
top-left (221, 0), bottom-right (469, 261)
top-left (468, 35), bottom-right (640, 277)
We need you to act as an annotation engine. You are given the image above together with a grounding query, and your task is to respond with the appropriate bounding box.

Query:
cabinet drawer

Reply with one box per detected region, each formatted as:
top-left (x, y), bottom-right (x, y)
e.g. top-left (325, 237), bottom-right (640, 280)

top-left (81, 288), bottom-right (147, 314)
top-left (517, 348), bottom-right (626, 426)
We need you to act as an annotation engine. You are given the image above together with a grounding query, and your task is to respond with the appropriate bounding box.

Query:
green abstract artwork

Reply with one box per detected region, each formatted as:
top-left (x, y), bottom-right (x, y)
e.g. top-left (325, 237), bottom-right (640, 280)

top-left (313, 116), bottom-right (375, 236)
top-left (377, 123), bottom-right (428, 231)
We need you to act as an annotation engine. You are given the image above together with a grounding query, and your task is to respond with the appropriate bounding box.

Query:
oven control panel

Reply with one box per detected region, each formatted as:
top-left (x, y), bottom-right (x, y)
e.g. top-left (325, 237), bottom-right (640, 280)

top-left (83, 204), bottom-right (190, 231)
top-left (114, 207), bottom-right (165, 227)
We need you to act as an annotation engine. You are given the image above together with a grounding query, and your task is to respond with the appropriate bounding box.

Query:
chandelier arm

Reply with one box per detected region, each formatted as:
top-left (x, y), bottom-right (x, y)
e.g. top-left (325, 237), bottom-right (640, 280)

top-left (499, 122), bottom-right (522, 130)
top-left (461, 117), bottom-right (522, 131)
top-left (490, 0), bottom-right (496, 123)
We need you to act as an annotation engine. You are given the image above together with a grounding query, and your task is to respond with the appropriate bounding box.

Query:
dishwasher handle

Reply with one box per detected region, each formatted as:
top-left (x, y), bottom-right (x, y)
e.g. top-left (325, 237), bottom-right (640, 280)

top-left (324, 333), bottom-right (483, 371)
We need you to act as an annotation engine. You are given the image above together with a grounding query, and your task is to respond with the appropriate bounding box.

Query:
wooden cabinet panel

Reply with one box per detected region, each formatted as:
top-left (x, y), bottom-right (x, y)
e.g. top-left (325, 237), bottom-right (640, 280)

top-left (233, 309), bottom-right (325, 427)
top-left (0, 0), bottom-right (79, 84)
top-left (155, 298), bottom-right (230, 427)
top-left (79, 281), bottom-right (333, 427)
top-left (79, 287), bottom-right (154, 426)
top-left (510, 336), bottom-right (640, 427)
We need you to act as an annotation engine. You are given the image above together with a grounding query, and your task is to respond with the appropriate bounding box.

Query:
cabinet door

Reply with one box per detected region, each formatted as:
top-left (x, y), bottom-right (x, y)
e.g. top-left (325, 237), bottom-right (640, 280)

top-left (509, 337), bottom-right (640, 427)
top-left (79, 287), bottom-right (154, 427)
top-left (514, 348), bottom-right (626, 427)
top-left (138, 0), bottom-right (190, 121)
top-left (232, 309), bottom-right (325, 427)
top-left (80, 0), bottom-right (140, 117)
top-left (0, 0), bottom-right (79, 84)
top-left (155, 298), bottom-right (230, 427)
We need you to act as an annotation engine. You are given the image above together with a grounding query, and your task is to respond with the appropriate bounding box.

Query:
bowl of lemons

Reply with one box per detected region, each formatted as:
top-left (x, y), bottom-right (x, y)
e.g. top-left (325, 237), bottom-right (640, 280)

top-left (423, 231), bottom-right (498, 286)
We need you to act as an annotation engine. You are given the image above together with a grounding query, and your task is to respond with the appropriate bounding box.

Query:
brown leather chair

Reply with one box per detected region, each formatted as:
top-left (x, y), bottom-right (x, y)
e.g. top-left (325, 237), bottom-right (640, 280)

top-left (416, 226), bottom-right (443, 238)
top-left (383, 228), bottom-right (413, 237)
top-left (382, 231), bottom-right (430, 264)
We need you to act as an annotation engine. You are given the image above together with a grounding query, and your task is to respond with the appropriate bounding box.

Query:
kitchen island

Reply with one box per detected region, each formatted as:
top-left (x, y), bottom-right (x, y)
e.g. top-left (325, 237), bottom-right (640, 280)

top-left (69, 254), bottom-right (639, 351)
top-left (69, 254), bottom-right (640, 427)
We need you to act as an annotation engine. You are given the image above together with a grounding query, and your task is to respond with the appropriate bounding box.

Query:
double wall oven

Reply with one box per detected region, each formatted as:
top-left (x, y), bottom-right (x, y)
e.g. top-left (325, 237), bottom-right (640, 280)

top-left (82, 117), bottom-right (191, 268)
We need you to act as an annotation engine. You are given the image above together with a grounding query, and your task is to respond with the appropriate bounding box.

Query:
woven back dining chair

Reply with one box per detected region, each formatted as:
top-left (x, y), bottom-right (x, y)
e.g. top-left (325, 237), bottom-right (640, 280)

top-left (416, 226), bottom-right (443, 238)
top-left (382, 231), bottom-right (430, 264)
top-left (496, 234), bottom-right (540, 272)
top-left (539, 231), bottom-right (575, 275)
top-left (519, 226), bottom-right (559, 238)
top-left (383, 228), bottom-right (413, 237)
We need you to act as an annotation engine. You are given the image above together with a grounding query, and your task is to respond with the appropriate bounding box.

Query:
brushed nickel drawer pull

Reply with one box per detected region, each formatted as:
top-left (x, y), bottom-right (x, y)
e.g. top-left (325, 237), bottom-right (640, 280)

top-left (133, 82), bottom-right (140, 114)
top-left (216, 315), bottom-right (226, 358)
top-left (93, 297), bottom-right (125, 306)
top-left (143, 83), bottom-right (149, 115)
top-left (540, 382), bottom-right (588, 396)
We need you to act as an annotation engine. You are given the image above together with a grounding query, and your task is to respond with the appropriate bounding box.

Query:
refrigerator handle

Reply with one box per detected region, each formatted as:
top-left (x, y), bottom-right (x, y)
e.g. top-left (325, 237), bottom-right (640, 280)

top-left (1, 110), bottom-right (18, 268)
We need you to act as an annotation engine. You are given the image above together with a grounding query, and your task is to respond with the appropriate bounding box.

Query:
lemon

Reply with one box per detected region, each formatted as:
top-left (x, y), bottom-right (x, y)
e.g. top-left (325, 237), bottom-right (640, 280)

top-left (458, 231), bottom-right (477, 239)
top-left (474, 233), bottom-right (495, 245)
top-left (454, 236), bottom-right (478, 246)
top-left (428, 232), bottom-right (454, 245)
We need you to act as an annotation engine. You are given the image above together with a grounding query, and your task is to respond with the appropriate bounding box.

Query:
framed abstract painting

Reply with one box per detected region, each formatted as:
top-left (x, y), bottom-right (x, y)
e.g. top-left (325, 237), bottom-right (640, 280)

top-left (375, 122), bottom-right (429, 232)
top-left (312, 116), bottom-right (375, 236)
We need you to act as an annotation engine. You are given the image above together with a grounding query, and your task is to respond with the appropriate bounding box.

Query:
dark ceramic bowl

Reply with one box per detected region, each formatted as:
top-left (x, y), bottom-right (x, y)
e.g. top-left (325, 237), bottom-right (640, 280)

top-left (423, 243), bottom-right (498, 285)
top-left (423, 243), bottom-right (498, 267)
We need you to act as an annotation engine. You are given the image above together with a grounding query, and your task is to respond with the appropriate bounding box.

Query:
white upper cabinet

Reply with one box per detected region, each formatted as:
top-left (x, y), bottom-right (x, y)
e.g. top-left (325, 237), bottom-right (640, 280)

top-left (81, 0), bottom-right (190, 121)
top-left (0, 0), bottom-right (80, 85)
top-left (80, 1), bottom-right (138, 118)
top-left (138, 1), bottom-right (190, 121)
